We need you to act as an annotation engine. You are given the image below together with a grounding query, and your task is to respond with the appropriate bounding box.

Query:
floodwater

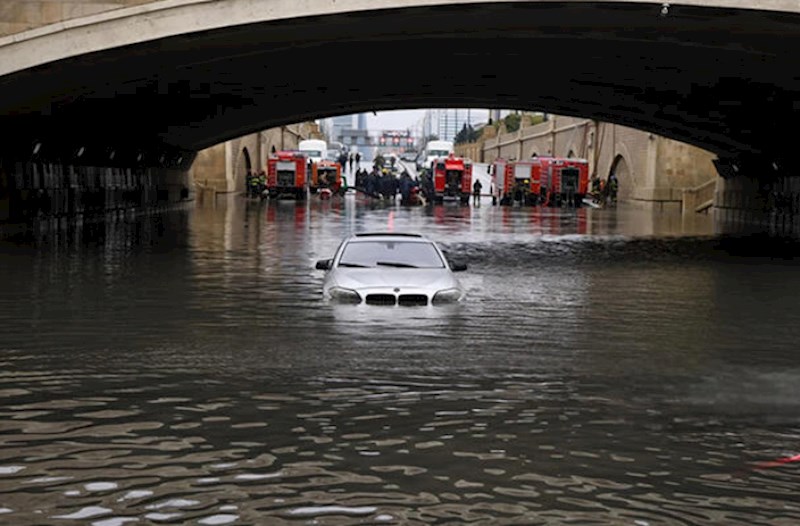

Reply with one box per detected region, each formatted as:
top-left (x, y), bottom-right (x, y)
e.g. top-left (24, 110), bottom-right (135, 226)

top-left (1, 191), bottom-right (799, 525)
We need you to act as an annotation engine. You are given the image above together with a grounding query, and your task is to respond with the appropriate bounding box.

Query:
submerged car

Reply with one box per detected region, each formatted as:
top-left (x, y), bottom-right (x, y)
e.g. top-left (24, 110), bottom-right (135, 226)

top-left (315, 233), bottom-right (467, 305)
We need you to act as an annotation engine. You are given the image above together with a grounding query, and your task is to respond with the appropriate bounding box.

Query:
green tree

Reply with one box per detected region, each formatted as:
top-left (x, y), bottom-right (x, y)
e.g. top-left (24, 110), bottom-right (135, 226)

top-left (455, 124), bottom-right (484, 144)
top-left (527, 113), bottom-right (547, 126)
top-left (469, 126), bottom-right (483, 142)
top-left (454, 123), bottom-right (471, 144)
top-left (503, 113), bottom-right (522, 132)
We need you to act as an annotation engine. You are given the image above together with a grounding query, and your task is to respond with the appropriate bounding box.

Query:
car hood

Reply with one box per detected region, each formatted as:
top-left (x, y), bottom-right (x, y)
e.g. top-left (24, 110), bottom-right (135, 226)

top-left (330, 268), bottom-right (459, 290)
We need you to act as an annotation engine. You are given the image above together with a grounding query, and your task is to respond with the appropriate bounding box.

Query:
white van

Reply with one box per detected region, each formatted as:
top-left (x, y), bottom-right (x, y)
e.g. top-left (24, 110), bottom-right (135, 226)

top-left (298, 139), bottom-right (327, 165)
top-left (423, 140), bottom-right (454, 168)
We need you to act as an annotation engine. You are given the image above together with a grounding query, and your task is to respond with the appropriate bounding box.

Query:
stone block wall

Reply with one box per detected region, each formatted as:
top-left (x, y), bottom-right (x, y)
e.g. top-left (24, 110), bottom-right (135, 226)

top-left (657, 139), bottom-right (718, 189)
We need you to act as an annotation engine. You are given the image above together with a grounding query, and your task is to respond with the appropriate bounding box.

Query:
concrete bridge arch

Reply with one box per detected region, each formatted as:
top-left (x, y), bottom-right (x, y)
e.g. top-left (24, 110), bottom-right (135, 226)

top-left (0, 0), bottom-right (798, 184)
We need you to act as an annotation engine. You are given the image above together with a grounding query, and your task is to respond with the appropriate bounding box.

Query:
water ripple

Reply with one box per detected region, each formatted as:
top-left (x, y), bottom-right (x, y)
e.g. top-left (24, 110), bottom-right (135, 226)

top-left (1, 200), bottom-right (799, 523)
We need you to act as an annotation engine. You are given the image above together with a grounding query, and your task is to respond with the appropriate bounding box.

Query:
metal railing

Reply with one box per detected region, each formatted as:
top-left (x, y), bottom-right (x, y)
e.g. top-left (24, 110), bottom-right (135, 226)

top-left (682, 177), bottom-right (717, 213)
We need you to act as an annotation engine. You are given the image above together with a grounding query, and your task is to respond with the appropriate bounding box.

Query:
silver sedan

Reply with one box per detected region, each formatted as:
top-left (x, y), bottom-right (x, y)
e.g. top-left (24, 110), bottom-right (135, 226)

top-left (315, 233), bottom-right (467, 306)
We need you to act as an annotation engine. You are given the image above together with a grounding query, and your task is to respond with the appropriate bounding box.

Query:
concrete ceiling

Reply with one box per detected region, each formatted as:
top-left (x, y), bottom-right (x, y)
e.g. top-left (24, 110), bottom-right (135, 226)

top-left (0, 1), bottom-right (797, 169)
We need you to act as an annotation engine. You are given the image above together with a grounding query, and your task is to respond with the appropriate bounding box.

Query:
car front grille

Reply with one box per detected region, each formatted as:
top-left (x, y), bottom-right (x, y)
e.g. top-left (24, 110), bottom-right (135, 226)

top-left (398, 294), bottom-right (428, 306)
top-left (365, 294), bottom-right (396, 305)
top-left (364, 294), bottom-right (429, 306)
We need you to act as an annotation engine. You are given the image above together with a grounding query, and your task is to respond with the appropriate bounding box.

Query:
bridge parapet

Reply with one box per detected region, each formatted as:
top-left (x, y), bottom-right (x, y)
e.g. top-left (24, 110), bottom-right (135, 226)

top-left (2, 0), bottom-right (798, 41)
top-left (0, 0), bottom-right (153, 38)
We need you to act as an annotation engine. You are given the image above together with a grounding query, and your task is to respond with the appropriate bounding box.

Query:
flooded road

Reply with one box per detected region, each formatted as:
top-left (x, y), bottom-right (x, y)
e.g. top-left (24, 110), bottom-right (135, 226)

top-left (1, 194), bottom-right (799, 525)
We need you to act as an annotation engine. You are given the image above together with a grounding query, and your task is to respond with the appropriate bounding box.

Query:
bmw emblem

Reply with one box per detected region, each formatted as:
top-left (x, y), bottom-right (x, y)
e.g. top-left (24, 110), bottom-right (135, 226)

top-left (394, 288), bottom-right (400, 293)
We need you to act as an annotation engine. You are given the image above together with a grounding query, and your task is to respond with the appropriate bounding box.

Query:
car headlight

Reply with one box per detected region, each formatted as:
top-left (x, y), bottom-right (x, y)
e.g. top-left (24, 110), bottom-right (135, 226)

top-left (432, 288), bottom-right (462, 304)
top-left (328, 286), bottom-right (361, 303)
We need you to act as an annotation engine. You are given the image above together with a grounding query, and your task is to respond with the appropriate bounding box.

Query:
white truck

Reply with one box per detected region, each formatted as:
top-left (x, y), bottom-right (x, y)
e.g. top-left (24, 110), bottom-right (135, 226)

top-left (298, 139), bottom-right (327, 165)
top-left (423, 140), bottom-right (454, 169)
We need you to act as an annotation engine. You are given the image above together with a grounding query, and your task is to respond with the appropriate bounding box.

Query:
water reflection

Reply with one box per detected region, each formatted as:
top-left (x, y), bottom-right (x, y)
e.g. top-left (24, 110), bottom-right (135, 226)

top-left (1, 195), bottom-right (799, 524)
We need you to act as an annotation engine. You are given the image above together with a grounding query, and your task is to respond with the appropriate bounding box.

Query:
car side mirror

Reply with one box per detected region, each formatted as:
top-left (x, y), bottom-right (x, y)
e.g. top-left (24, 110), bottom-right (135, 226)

top-left (450, 262), bottom-right (467, 272)
top-left (315, 259), bottom-right (332, 270)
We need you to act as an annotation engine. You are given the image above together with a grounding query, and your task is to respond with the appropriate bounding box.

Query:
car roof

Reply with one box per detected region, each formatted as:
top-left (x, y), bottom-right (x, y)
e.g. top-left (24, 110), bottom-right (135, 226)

top-left (346, 232), bottom-right (430, 242)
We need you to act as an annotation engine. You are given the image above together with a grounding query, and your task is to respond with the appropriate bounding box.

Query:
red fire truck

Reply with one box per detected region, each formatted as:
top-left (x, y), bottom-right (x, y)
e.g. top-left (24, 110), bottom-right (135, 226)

top-left (540, 157), bottom-right (589, 207)
top-left (493, 158), bottom-right (544, 206)
top-left (266, 150), bottom-right (307, 200)
top-left (309, 159), bottom-right (343, 196)
top-left (494, 156), bottom-right (589, 207)
top-left (431, 153), bottom-right (472, 204)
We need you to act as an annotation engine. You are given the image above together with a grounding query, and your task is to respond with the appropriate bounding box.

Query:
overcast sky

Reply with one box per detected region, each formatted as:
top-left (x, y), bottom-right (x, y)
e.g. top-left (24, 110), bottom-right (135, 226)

top-left (364, 108), bottom-right (493, 134)
top-left (365, 109), bottom-right (426, 133)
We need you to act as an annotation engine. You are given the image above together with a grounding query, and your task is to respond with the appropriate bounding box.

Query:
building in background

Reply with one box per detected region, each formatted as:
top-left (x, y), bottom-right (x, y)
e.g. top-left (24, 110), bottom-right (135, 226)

top-left (321, 114), bottom-right (354, 145)
top-left (419, 109), bottom-right (513, 143)
top-left (321, 113), bottom-right (375, 160)
top-left (356, 113), bottom-right (367, 131)
top-left (340, 128), bottom-right (372, 160)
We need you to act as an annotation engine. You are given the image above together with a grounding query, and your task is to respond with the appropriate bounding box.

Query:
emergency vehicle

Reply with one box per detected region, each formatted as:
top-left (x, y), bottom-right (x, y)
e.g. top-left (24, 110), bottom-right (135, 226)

top-left (492, 158), bottom-right (542, 206)
top-left (266, 150), bottom-right (308, 200)
top-left (309, 159), bottom-right (343, 196)
top-left (431, 153), bottom-right (472, 204)
top-left (539, 157), bottom-right (589, 207)
top-left (298, 139), bottom-right (327, 166)
top-left (423, 140), bottom-right (454, 169)
top-left (493, 156), bottom-right (589, 207)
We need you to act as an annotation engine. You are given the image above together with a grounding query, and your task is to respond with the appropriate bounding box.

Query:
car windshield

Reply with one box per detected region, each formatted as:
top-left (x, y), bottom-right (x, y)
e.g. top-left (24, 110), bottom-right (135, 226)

top-left (338, 241), bottom-right (445, 268)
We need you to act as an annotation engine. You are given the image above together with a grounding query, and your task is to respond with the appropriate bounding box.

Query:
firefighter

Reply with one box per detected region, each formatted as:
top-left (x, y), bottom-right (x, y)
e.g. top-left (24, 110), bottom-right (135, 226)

top-left (248, 171), bottom-right (260, 198)
top-left (472, 178), bottom-right (483, 206)
top-left (257, 170), bottom-right (266, 196)
top-left (380, 168), bottom-right (393, 200)
top-left (365, 167), bottom-right (379, 197)
top-left (399, 171), bottom-right (413, 205)
top-left (513, 181), bottom-right (524, 204)
top-left (608, 174), bottom-right (618, 204)
top-left (245, 170), bottom-right (253, 197)
top-left (420, 170), bottom-right (434, 203)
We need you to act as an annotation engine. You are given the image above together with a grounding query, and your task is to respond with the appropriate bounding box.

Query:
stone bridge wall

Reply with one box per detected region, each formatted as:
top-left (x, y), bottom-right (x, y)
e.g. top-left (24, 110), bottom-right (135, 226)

top-left (0, 1), bottom-right (729, 212)
top-left (458, 115), bottom-right (717, 212)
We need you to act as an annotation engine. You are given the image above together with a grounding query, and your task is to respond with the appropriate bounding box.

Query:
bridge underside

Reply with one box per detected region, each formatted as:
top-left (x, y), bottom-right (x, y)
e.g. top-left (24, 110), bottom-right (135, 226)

top-left (0, 2), bottom-right (798, 174)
